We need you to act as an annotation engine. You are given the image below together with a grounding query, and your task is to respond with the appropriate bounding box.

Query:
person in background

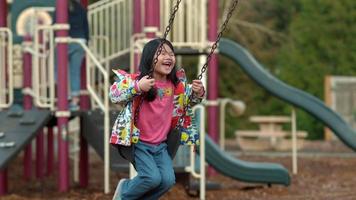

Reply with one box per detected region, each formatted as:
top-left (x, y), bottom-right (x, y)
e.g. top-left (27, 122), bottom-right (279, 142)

top-left (67, 0), bottom-right (89, 110)
top-left (55, 0), bottom-right (89, 110)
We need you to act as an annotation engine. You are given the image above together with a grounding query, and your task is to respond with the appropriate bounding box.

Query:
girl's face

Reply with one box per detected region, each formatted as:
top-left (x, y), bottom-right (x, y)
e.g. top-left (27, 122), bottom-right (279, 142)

top-left (153, 43), bottom-right (176, 80)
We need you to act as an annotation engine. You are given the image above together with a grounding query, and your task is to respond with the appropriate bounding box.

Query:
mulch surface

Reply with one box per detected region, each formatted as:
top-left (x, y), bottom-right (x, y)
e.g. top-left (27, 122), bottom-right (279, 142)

top-left (2, 140), bottom-right (356, 200)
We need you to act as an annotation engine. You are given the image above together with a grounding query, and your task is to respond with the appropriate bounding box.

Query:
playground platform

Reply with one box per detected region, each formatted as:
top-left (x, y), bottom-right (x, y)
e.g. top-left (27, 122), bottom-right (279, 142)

top-left (0, 107), bottom-right (52, 169)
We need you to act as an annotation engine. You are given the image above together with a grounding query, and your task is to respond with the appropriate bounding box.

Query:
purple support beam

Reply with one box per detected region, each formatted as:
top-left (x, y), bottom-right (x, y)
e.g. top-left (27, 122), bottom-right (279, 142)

top-left (0, 0), bottom-right (6, 27)
top-left (0, 2), bottom-right (8, 193)
top-left (0, 169), bottom-right (7, 195)
top-left (0, 0), bottom-right (8, 191)
top-left (208, 0), bottom-right (219, 176)
top-left (79, 107), bottom-right (89, 187)
top-left (0, 0), bottom-right (7, 96)
top-left (23, 35), bottom-right (33, 181)
top-left (23, 145), bottom-right (32, 180)
top-left (133, 0), bottom-right (142, 71)
top-left (23, 37), bottom-right (33, 109)
top-left (36, 33), bottom-right (45, 180)
top-left (133, 0), bottom-right (142, 34)
top-left (144, 0), bottom-right (160, 39)
top-left (46, 127), bottom-right (54, 176)
top-left (44, 27), bottom-right (54, 177)
top-left (79, 0), bottom-right (89, 188)
top-left (36, 130), bottom-right (45, 179)
top-left (80, 0), bottom-right (88, 6)
top-left (55, 0), bottom-right (70, 192)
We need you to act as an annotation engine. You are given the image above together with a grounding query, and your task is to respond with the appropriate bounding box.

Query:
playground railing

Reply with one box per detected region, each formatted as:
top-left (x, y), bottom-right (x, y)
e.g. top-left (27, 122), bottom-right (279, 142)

top-left (32, 24), bottom-right (68, 110)
top-left (86, 35), bottom-right (111, 110)
top-left (159, 0), bottom-right (208, 51)
top-left (0, 28), bottom-right (13, 109)
top-left (33, 24), bottom-right (110, 111)
top-left (187, 104), bottom-right (206, 200)
top-left (88, 0), bottom-right (132, 66)
top-left (130, 0), bottom-right (209, 70)
top-left (55, 37), bottom-right (111, 193)
top-left (129, 33), bottom-right (149, 73)
top-left (32, 22), bottom-right (112, 193)
top-left (90, 35), bottom-right (109, 70)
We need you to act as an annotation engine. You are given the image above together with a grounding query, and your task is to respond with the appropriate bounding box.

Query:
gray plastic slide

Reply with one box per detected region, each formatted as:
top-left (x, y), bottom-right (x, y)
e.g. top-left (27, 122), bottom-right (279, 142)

top-left (204, 135), bottom-right (290, 186)
top-left (218, 38), bottom-right (356, 151)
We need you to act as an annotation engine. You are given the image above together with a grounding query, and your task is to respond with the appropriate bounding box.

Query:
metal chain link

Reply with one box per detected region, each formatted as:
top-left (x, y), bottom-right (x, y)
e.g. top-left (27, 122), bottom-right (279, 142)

top-left (134, 0), bottom-right (239, 130)
top-left (177, 0), bottom-right (239, 128)
top-left (149, 0), bottom-right (182, 78)
top-left (163, 0), bottom-right (182, 39)
top-left (197, 0), bottom-right (239, 81)
top-left (134, 0), bottom-right (182, 125)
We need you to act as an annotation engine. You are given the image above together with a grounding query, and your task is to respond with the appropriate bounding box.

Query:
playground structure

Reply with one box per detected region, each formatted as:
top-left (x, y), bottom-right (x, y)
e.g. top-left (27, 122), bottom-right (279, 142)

top-left (324, 76), bottom-right (356, 140)
top-left (1, 0), bottom-right (356, 200)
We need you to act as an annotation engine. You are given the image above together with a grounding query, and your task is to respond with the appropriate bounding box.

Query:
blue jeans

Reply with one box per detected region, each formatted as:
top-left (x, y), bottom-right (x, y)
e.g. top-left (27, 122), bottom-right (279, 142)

top-left (55, 42), bottom-right (85, 98)
top-left (121, 142), bottom-right (175, 200)
top-left (68, 42), bottom-right (85, 97)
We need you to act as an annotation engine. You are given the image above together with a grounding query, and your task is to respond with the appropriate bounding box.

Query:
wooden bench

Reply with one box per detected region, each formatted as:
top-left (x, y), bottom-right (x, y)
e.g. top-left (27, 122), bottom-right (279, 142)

top-left (235, 115), bottom-right (308, 151)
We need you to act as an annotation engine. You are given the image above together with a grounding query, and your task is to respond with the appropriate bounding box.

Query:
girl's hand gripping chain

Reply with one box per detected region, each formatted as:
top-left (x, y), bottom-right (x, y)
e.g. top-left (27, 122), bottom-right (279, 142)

top-left (192, 80), bottom-right (205, 97)
top-left (138, 75), bottom-right (155, 92)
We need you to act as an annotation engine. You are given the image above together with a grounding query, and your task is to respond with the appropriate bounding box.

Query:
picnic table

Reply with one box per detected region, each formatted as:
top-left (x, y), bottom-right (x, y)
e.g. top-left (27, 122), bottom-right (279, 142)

top-left (235, 115), bottom-right (307, 150)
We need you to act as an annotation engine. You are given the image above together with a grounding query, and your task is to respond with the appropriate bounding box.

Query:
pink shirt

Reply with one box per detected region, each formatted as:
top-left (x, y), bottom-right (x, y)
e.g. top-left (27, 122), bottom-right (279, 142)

top-left (137, 80), bottom-right (174, 145)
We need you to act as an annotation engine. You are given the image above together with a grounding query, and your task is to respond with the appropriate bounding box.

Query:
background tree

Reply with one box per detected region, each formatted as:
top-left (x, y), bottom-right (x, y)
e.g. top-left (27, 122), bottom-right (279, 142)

top-left (277, 0), bottom-right (356, 139)
top-left (217, 0), bottom-right (356, 139)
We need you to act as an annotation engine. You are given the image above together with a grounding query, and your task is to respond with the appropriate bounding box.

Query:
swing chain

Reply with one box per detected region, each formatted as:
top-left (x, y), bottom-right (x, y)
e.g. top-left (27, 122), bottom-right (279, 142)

top-left (135, 0), bottom-right (240, 130)
top-left (178, 0), bottom-right (239, 129)
top-left (197, 0), bottom-right (239, 81)
top-left (134, 0), bottom-right (182, 125)
top-left (150, 0), bottom-right (182, 78)
top-left (163, 0), bottom-right (182, 39)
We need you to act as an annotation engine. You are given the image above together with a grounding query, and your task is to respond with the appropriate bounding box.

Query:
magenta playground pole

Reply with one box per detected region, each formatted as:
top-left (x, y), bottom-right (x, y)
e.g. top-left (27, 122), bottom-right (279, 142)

top-left (144, 0), bottom-right (160, 39)
top-left (36, 129), bottom-right (45, 179)
top-left (46, 39), bottom-right (54, 177)
top-left (79, 62), bottom-right (89, 188)
top-left (23, 36), bottom-right (33, 181)
top-left (133, 0), bottom-right (142, 70)
top-left (23, 36), bottom-right (33, 113)
top-left (0, 0), bottom-right (8, 195)
top-left (55, 0), bottom-right (70, 192)
top-left (208, 0), bottom-right (219, 176)
top-left (36, 32), bottom-right (45, 179)
top-left (133, 0), bottom-right (142, 34)
top-left (0, 0), bottom-right (6, 27)
top-left (0, 169), bottom-right (7, 195)
top-left (78, 0), bottom-right (89, 188)
top-left (46, 127), bottom-right (54, 176)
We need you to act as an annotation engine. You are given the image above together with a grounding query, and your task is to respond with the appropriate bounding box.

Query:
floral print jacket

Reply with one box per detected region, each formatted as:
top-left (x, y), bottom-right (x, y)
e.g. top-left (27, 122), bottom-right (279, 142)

top-left (109, 68), bottom-right (202, 146)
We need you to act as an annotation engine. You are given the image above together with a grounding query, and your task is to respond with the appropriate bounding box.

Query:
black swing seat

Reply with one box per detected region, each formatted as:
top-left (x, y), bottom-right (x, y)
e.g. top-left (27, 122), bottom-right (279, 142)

top-left (115, 128), bottom-right (182, 168)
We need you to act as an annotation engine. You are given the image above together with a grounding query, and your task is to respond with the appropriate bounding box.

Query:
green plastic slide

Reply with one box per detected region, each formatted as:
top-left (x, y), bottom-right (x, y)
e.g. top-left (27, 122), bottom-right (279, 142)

top-left (218, 38), bottom-right (356, 150)
top-left (204, 135), bottom-right (290, 186)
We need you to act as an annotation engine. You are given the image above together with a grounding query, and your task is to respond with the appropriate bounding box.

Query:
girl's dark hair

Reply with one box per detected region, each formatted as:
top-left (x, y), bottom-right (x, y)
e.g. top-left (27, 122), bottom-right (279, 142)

top-left (137, 38), bottom-right (179, 101)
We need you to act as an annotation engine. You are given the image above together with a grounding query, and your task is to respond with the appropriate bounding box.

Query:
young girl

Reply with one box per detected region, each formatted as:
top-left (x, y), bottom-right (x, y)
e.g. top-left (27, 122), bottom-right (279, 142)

top-left (110, 38), bottom-right (205, 200)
